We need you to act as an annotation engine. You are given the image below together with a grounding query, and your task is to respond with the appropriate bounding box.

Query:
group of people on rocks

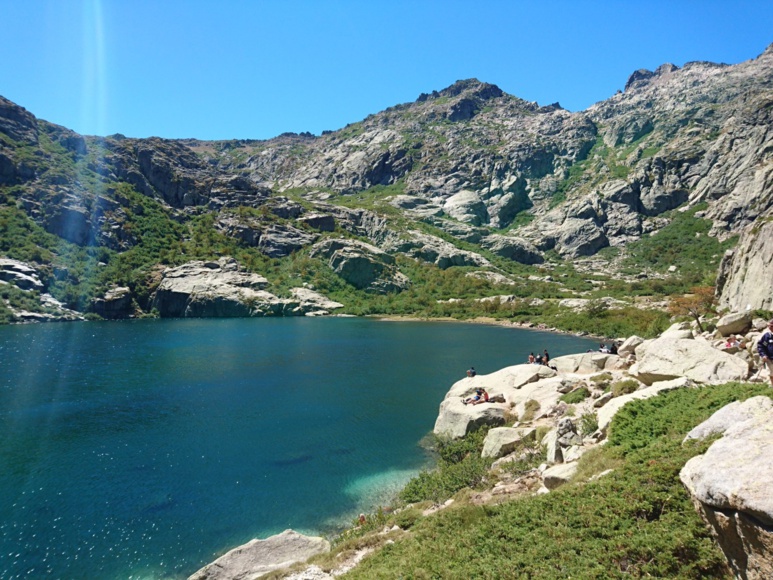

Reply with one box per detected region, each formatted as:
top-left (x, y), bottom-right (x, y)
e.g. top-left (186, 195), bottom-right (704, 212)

top-left (462, 318), bottom-right (773, 400)
top-left (598, 342), bottom-right (618, 354)
top-left (527, 349), bottom-right (550, 365)
top-left (463, 387), bottom-right (489, 405)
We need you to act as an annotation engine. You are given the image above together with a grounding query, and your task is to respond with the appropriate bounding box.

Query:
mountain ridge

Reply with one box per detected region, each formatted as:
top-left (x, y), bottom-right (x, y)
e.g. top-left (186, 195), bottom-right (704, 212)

top-left (1, 42), bottom-right (772, 322)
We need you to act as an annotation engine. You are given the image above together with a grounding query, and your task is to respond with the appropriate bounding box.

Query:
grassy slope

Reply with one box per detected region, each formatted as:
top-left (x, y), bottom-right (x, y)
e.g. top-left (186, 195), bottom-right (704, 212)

top-left (335, 382), bottom-right (770, 579)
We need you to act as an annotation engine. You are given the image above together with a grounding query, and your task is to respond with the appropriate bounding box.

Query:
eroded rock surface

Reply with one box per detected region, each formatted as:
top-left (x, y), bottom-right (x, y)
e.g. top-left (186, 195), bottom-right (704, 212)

top-left (188, 529), bottom-right (329, 580)
top-left (630, 336), bottom-right (750, 385)
top-left (681, 400), bottom-right (773, 579)
top-left (151, 258), bottom-right (341, 317)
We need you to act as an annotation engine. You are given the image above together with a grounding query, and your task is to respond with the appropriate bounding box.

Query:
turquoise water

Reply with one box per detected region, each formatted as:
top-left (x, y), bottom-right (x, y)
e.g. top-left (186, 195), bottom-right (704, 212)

top-left (0, 317), bottom-right (596, 578)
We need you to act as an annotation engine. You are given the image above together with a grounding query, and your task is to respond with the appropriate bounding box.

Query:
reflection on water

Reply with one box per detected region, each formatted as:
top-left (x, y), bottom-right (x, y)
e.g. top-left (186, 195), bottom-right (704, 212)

top-left (0, 317), bottom-right (596, 578)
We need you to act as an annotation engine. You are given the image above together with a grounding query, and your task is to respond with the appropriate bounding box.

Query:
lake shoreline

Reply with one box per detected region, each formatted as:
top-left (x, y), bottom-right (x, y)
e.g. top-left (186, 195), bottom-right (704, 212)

top-left (370, 314), bottom-right (613, 343)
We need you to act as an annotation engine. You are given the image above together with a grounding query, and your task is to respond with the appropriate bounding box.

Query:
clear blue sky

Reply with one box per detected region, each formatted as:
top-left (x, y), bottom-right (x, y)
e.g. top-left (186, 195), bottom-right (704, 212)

top-left (2, 0), bottom-right (772, 141)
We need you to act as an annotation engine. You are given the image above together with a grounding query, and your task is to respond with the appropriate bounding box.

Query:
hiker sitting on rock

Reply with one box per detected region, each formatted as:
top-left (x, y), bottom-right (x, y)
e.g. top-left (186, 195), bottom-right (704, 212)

top-left (464, 388), bottom-right (489, 405)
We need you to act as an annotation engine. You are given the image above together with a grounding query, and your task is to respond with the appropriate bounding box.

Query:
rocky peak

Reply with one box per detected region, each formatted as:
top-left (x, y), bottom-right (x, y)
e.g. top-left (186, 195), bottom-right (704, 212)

top-left (624, 63), bottom-right (679, 92)
top-left (0, 95), bottom-right (39, 145)
top-left (417, 79), bottom-right (504, 103)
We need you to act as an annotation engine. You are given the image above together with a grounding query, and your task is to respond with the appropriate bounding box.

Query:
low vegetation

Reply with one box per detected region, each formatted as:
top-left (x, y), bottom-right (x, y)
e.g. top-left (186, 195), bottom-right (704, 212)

top-left (610, 379), bottom-right (640, 397)
top-left (622, 204), bottom-right (736, 288)
top-left (330, 382), bottom-right (769, 578)
top-left (559, 387), bottom-right (590, 404)
top-left (399, 429), bottom-right (494, 504)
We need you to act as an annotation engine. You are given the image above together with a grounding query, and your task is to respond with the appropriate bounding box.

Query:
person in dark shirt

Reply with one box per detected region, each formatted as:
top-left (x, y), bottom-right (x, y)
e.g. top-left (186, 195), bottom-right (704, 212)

top-left (757, 319), bottom-right (773, 387)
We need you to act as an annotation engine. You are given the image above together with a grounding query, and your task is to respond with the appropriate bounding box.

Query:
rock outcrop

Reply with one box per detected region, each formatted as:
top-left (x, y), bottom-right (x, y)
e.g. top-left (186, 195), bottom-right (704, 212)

top-left (630, 336), bottom-right (750, 385)
top-left (310, 239), bottom-right (410, 293)
top-left (188, 529), bottom-right (329, 580)
top-left (0, 258), bottom-right (44, 291)
top-left (91, 286), bottom-right (134, 319)
top-left (717, 219), bottom-right (773, 312)
top-left (481, 427), bottom-right (536, 459)
top-left (151, 258), bottom-right (342, 317)
top-left (680, 398), bottom-right (773, 580)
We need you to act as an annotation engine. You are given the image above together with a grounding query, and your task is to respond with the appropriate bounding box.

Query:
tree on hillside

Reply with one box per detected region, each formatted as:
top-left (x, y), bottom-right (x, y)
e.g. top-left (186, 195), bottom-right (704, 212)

top-left (667, 286), bottom-right (716, 332)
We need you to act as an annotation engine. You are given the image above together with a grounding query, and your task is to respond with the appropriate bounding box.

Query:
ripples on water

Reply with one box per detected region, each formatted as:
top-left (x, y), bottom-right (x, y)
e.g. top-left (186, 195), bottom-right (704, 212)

top-left (0, 317), bottom-right (596, 578)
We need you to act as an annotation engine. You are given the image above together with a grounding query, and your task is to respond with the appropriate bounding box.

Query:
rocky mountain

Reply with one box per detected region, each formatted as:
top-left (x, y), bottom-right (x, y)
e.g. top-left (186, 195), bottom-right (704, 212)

top-left (1, 43), bottom-right (772, 321)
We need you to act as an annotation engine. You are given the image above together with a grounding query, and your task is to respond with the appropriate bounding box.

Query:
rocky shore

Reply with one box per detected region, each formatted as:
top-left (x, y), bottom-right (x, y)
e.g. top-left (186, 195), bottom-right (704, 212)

top-left (190, 309), bottom-right (773, 579)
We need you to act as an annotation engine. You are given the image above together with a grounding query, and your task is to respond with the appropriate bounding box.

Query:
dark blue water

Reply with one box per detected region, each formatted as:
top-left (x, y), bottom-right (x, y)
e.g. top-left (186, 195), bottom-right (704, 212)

top-left (0, 317), bottom-right (596, 578)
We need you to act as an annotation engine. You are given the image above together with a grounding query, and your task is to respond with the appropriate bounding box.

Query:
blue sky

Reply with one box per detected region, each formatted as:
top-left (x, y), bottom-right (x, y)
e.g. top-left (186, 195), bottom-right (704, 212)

top-left (2, 0), bottom-right (773, 141)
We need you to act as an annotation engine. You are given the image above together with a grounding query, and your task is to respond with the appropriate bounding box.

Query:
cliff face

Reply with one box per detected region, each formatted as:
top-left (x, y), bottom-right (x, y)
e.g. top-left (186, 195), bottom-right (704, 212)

top-left (1, 43), bottom-right (772, 314)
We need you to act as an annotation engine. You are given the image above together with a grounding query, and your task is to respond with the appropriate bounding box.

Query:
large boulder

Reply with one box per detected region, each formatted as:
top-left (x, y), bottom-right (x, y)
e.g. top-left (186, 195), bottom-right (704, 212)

top-left (442, 190), bottom-right (489, 225)
top-left (715, 311), bottom-right (753, 337)
top-left (542, 462), bottom-right (579, 490)
top-left (188, 529), bottom-right (330, 580)
top-left (296, 213), bottom-right (335, 232)
top-left (289, 288), bottom-right (343, 314)
top-left (433, 397), bottom-right (507, 439)
top-left (684, 396), bottom-right (773, 442)
top-left (680, 401), bottom-right (773, 579)
top-left (441, 364), bottom-right (556, 402)
top-left (659, 321), bottom-right (694, 339)
top-left (388, 231), bottom-right (490, 269)
top-left (257, 224), bottom-right (317, 258)
top-left (152, 258), bottom-right (272, 317)
top-left (480, 235), bottom-right (544, 265)
top-left (630, 337), bottom-right (750, 385)
top-left (481, 427), bottom-right (536, 459)
top-left (551, 352), bottom-right (621, 374)
top-left (617, 335), bottom-right (644, 357)
top-left (555, 217), bottom-right (609, 258)
top-left (151, 258), bottom-right (342, 318)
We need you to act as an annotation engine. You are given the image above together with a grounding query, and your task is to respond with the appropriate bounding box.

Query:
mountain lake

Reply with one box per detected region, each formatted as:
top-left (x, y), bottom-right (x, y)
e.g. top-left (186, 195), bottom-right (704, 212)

top-left (0, 317), bottom-right (598, 578)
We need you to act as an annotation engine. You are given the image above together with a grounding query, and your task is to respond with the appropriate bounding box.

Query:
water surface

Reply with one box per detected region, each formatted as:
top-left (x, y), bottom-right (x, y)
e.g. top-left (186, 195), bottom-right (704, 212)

top-left (0, 317), bottom-right (596, 578)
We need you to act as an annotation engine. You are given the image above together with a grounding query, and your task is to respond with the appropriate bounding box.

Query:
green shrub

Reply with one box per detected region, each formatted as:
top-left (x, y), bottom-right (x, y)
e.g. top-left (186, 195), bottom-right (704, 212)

top-left (498, 440), bottom-right (545, 477)
top-left (590, 372), bottom-right (612, 384)
top-left (400, 429), bottom-right (493, 504)
top-left (520, 399), bottom-right (540, 422)
top-left (399, 453), bottom-right (491, 504)
top-left (560, 387), bottom-right (590, 404)
top-left (611, 379), bottom-right (640, 397)
top-left (579, 412), bottom-right (599, 436)
top-left (608, 382), bottom-right (770, 454)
